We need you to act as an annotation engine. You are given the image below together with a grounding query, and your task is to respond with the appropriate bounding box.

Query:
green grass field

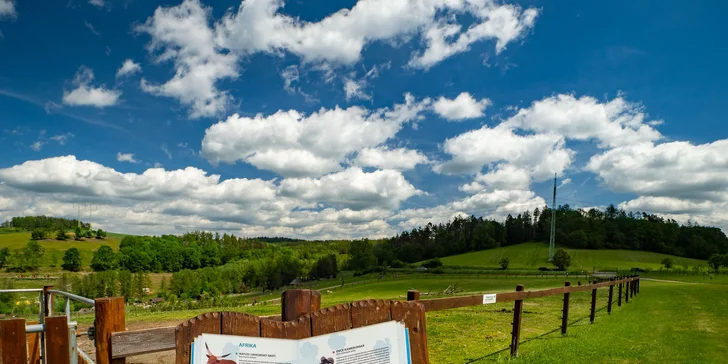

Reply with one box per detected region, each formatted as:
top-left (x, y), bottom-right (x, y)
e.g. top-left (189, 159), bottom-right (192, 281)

top-left (501, 281), bottom-right (728, 363)
top-left (440, 242), bottom-right (706, 271)
top-left (3, 272), bottom-right (727, 363)
top-left (0, 231), bottom-right (122, 270)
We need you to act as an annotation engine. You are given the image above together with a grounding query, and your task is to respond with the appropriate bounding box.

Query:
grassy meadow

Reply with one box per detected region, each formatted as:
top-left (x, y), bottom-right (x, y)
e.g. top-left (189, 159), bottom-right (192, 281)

top-left (0, 231), bottom-right (123, 271)
top-left (440, 242), bottom-right (706, 271)
top-left (2, 270), bottom-right (728, 363)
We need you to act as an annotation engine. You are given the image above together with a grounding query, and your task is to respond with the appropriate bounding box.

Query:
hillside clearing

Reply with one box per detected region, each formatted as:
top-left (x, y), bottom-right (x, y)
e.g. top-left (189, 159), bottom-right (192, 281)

top-left (439, 242), bottom-right (706, 270)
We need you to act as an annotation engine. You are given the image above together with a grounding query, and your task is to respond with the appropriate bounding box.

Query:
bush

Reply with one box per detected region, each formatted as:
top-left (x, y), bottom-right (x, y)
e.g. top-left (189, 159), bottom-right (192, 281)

top-left (56, 230), bottom-right (69, 241)
top-left (431, 267), bottom-right (445, 274)
top-left (661, 257), bottom-right (674, 269)
top-left (422, 258), bottom-right (443, 269)
top-left (61, 248), bottom-right (82, 272)
top-left (552, 249), bottom-right (572, 271)
top-left (499, 257), bottom-right (510, 270)
top-left (538, 267), bottom-right (552, 271)
top-left (389, 259), bottom-right (406, 268)
top-left (31, 230), bottom-right (47, 240)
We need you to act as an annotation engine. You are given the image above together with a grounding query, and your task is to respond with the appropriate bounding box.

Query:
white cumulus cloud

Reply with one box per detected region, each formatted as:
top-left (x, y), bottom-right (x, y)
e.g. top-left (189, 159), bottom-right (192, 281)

top-left (504, 94), bottom-right (662, 148)
top-left (62, 66), bottom-right (121, 108)
top-left (138, 0), bottom-right (537, 117)
top-left (433, 92), bottom-right (491, 121)
top-left (354, 147), bottom-right (429, 170)
top-left (201, 93), bottom-right (430, 177)
top-left (117, 59), bottom-right (142, 78)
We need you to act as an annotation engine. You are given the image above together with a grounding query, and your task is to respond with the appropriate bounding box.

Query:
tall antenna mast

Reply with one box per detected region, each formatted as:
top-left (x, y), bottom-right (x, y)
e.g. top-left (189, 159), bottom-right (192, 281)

top-left (548, 174), bottom-right (557, 262)
top-left (88, 205), bottom-right (97, 230)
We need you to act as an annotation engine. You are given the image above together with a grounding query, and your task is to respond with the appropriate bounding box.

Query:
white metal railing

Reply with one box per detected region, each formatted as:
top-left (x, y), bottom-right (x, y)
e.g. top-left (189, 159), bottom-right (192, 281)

top-left (0, 288), bottom-right (96, 364)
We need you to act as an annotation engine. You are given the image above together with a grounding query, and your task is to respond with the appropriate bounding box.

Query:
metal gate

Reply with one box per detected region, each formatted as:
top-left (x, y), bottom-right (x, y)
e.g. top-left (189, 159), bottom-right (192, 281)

top-left (0, 287), bottom-right (96, 364)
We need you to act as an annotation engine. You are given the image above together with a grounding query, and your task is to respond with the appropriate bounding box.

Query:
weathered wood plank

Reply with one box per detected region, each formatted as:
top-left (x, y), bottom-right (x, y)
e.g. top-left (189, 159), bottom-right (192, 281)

top-left (174, 320), bottom-right (191, 364)
top-left (111, 326), bottom-right (176, 359)
top-left (45, 316), bottom-right (70, 364)
top-left (281, 289), bottom-right (321, 321)
top-left (1, 318), bottom-right (27, 364)
top-left (350, 300), bottom-right (391, 328)
top-left (421, 278), bottom-right (635, 312)
top-left (221, 312), bottom-right (261, 337)
top-left (260, 315), bottom-right (311, 339)
top-left (311, 304), bottom-right (351, 336)
top-left (95, 297), bottom-right (126, 364)
top-left (391, 301), bottom-right (429, 364)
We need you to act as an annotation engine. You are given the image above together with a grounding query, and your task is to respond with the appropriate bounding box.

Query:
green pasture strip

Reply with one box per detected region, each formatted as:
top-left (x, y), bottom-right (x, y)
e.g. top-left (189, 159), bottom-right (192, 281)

top-left (0, 231), bottom-right (122, 269)
top-left (480, 281), bottom-right (728, 363)
top-left (440, 242), bottom-right (705, 271)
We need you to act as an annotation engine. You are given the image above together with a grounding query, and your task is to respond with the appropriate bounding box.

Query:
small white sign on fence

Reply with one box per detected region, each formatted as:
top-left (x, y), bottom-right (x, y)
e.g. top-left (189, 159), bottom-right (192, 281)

top-left (482, 294), bottom-right (497, 305)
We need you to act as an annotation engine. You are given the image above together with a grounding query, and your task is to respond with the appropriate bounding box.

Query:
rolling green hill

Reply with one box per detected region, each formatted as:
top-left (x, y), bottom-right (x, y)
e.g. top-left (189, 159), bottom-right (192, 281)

top-left (0, 231), bottom-right (123, 270)
top-left (439, 242), bottom-right (706, 271)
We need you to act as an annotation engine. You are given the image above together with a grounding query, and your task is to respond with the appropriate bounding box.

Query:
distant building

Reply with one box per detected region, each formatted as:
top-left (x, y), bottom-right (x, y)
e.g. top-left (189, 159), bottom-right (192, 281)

top-left (289, 278), bottom-right (302, 286)
top-left (150, 297), bottom-right (166, 304)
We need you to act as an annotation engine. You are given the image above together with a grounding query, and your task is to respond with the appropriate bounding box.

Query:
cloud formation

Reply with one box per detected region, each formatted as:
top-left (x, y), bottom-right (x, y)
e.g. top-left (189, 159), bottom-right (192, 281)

top-left (433, 92), bottom-right (491, 121)
top-left (201, 93), bottom-right (430, 177)
top-left (137, 0), bottom-right (537, 118)
top-left (62, 66), bottom-right (121, 108)
top-left (117, 59), bottom-right (142, 78)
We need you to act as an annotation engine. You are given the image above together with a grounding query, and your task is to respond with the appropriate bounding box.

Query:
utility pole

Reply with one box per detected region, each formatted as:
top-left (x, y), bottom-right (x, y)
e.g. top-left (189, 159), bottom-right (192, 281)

top-left (73, 203), bottom-right (82, 228)
top-left (88, 205), bottom-right (97, 230)
top-left (548, 174), bottom-right (557, 262)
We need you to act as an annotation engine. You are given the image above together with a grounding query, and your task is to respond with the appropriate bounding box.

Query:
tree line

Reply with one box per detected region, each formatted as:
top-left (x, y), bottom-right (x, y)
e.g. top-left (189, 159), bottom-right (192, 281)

top-left (2, 216), bottom-right (90, 231)
top-left (375, 204), bottom-right (728, 267)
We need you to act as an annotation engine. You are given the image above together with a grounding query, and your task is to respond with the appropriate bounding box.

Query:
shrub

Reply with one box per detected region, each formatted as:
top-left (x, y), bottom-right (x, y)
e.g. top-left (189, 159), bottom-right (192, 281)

top-left (499, 257), bottom-right (510, 270)
top-left (31, 230), bottom-right (47, 240)
top-left (389, 259), bottom-right (406, 268)
top-left (552, 249), bottom-right (572, 271)
top-left (661, 257), bottom-right (674, 269)
top-left (431, 267), bottom-right (445, 274)
top-left (61, 248), bottom-right (82, 272)
top-left (56, 230), bottom-right (69, 241)
top-left (422, 258), bottom-right (443, 269)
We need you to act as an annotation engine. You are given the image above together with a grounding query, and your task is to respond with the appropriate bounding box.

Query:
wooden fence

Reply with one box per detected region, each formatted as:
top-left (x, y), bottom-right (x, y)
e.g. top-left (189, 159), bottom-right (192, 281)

top-left (0, 275), bottom-right (640, 364)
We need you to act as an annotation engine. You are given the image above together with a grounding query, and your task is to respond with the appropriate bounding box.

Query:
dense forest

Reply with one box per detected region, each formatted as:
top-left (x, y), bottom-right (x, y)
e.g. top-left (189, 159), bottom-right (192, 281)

top-left (94, 232), bottom-right (345, 294)
top-left (1, 216), bottom-right (90, 230)
top-left (380, 204), bottom-right (728, 264)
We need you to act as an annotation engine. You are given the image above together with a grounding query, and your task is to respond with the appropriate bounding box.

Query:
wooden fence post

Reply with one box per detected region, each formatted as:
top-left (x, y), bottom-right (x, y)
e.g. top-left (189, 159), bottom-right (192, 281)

top-left (510, 284), bottom-right (524, 357)
top-left (282, 289), bottom-right (322, 321)
top-left (590, 280), bottom-right (597, 323)
top-left (45, 316), bottom-right (70, 364)
top-left (561, 282), bottom-right (571, 335)
top-left (625, 278), bottom-right (629, 303)
top-left (0, 318), bottom-right (27, 364)
top-left (607, 279), bottom-right (614, 314)
top-left (631, 277), bottom-right (636, 298)
top-left (618, 277), bottom-right (623, 306)
top-left (95, 297), bottom-right (126, 364)
top-left (407, 290), bottom-right (421, 301)
top-left (637, 277), bottom-right (640, 294)
top-left (43, 285), bottom-right (54, 316)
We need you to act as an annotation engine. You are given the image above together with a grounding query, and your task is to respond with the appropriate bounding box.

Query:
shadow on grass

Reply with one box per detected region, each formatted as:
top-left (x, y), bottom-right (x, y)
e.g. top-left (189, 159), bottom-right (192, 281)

top-left (463, 305), bottom-right (611, 363)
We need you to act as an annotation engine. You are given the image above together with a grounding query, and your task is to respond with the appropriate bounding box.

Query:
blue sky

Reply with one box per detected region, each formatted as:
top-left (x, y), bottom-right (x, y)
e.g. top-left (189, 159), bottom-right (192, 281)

top-left (1, 0), bottom-right (727, 238)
